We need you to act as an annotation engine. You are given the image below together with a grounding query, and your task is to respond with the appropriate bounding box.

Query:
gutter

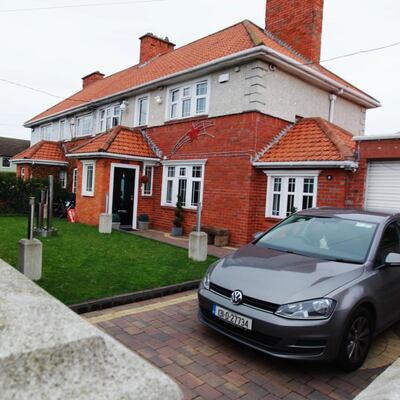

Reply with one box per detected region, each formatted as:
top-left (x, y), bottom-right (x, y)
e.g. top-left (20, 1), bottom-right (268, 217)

top-left (11, 159), bottom-right (68, 166)
top-left (353, 134), bottom-right (400, 141)
top-left (66, 152), bottom-right (160, 162)
top-left (25, 46), bottom-right (380, 128)
top-left (252, 160), bottom-right (359, 170)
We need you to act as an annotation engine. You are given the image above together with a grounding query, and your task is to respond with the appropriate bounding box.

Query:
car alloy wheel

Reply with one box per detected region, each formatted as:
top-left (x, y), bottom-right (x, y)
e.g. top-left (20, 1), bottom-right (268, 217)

top-left (337, 307), bottom-right (373, 371)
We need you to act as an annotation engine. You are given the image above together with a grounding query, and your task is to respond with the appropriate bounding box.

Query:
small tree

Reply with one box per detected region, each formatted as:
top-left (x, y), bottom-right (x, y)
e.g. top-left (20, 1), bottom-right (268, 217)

top-left (173, 195), bottom-right (184, 228)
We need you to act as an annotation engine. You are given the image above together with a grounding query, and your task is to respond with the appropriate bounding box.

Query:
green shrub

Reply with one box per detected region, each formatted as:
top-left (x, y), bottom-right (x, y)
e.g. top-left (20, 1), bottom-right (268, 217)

top-left (0, 176), bottom-right (67, 215)
top-left (173, 196), bottom-right (184, 228)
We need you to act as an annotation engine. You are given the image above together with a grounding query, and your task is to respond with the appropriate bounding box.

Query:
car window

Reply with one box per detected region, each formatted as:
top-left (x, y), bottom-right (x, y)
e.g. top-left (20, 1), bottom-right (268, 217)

top-left (375, 222), bottom-right (400, 266)
top-left (256, 215), bottom-right (378, 263)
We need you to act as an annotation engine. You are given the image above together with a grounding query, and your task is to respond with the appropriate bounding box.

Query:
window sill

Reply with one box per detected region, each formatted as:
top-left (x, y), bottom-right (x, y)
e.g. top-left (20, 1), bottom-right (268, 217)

top-left (161, 205), bottom-right (197, 213)
top-left (164, 115), bottom-right (209, 125)
top-left (82, 193), bottom-right (94, 197)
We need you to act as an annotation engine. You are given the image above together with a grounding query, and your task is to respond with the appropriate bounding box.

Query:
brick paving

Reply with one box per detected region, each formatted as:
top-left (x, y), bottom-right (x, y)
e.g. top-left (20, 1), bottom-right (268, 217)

top-left (85, 291), bottom-right (400, 400)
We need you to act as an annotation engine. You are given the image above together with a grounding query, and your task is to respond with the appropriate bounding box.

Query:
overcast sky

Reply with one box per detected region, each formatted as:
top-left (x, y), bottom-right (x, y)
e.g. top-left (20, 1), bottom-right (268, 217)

top-left (0, 0), bottom-right (399, 140)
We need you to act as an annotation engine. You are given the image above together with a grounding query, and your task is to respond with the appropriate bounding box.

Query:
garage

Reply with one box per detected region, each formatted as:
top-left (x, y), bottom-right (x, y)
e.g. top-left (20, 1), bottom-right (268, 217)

top-left (365, 161), bottom-right (400, 213)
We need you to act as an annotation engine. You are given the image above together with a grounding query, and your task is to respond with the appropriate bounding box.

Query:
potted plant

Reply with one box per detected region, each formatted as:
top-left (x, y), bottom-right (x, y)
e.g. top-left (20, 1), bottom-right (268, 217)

top-left (171, 196), bottom-right (184, 236)
top-left (138, 213), bottom-right (150, 230)
top-left (112, 213), bottom-right (120, 230)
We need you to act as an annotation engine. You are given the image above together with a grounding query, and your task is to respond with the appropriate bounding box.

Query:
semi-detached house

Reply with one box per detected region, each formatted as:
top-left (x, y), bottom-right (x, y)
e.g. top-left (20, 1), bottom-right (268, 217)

top-left (12, 0), bottom-right (382, 245)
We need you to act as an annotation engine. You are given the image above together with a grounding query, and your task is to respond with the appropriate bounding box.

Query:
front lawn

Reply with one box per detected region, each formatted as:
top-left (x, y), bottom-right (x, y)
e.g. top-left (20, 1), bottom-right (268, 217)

top-left (0, 216), bottom-right (216, 305)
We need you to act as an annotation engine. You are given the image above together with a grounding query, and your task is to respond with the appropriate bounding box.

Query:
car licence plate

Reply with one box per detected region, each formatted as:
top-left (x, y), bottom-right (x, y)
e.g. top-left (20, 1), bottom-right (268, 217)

top-left (212, 305), bottom-right (253, 330)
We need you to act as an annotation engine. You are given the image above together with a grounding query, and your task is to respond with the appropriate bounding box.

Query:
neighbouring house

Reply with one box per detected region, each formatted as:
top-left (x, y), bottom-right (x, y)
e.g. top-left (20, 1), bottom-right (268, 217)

top-left (13, 0), bottom-right (390, 246)
top-left (0, 137), bottom-right (30, 174)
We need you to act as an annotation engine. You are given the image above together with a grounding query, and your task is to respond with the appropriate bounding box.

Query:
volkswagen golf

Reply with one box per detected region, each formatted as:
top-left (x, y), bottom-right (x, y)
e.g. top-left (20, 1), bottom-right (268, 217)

top-left (198, 208), bottom-right (400, 370)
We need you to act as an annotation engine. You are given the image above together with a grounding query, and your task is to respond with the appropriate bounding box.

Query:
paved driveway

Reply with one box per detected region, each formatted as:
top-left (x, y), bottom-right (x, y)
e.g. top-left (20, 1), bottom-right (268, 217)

top-left (85, 291), bottom-right (400, 400)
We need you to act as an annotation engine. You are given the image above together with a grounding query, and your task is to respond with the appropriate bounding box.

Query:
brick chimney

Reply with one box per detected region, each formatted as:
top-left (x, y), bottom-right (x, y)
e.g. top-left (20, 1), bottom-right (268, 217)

top-left (82, 71), bottom-right (105, 88)
top-left (265, 0), bottom-right (324, 64)
top-left (139, 33), bottom-right (175, 64)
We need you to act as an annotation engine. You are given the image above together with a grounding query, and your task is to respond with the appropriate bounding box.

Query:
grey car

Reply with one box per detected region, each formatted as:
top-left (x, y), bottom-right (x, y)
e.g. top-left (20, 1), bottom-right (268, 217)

top-left (198, 208), bottom-right (400, 371)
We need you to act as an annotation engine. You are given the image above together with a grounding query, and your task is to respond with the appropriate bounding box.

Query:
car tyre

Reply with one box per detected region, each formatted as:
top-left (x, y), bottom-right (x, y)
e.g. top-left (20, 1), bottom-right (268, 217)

top-left (337, 307), bottom-right (373, 372)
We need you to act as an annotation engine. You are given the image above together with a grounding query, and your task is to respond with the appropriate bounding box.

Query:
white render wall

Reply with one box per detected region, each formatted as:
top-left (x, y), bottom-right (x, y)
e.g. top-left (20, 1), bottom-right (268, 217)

top-left (30, 60), bottom-right (367, 143)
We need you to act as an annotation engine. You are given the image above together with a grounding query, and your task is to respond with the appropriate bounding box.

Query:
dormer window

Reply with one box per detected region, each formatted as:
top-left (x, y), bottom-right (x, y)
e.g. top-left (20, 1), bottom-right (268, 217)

top-left (99, 105), bottom-right (120, 132)
top-left (167, 79), bottom-right (209, 121)
top-left (41, 124), bottom-right (53, 140)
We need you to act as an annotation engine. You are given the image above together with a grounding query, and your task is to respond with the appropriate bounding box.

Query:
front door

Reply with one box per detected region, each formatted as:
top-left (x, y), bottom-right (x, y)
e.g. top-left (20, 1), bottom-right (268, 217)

top-left (112, 167), bottom-right (135, 226)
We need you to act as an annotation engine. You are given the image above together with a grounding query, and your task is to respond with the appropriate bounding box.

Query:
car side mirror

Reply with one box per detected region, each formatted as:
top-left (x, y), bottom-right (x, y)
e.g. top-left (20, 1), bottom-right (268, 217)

top-left (385, 252), bottom-right (400, 267)
top-left (252, 231), bottom-right (264, 242)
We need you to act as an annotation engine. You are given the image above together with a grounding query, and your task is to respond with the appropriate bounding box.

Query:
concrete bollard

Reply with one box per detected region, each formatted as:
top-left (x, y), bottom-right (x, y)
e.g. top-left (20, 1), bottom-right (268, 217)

top-left (189, 231), bottom-right (208, 262)
top-left (17, 239), bottom-right (42, 281)
top-left (99, 213), bottom-right (112, 234)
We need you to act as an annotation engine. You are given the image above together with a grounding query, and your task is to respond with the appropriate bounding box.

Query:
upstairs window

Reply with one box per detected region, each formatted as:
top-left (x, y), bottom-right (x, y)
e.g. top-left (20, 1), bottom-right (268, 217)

top-left (2, 157), bottom-right (11, 168)
top-left (59, 119), bottom-right (66, 140)
top-left (136, 96), bottom-right (149, 126)
top-left (76, 114), bottom-right (92, 137)
top-left (99, 105), bottom-right (120, 132)
top-left (162, 162), bottom-right (205, 209)
top-left (41, 124), bottom-right (53, 140)
top-left (265, 172), bottom-right (319, 219)
top-left (168, 80), bottom-right (209, 120)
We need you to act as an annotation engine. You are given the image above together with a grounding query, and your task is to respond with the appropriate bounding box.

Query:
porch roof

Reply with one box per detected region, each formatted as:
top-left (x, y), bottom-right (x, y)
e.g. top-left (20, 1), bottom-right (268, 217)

top-left (253, 118), bottom-right (357, 168)
top-left (67, 125), bottom-right (160, 160)
top-left (11, 140), bottom-right (68, 165)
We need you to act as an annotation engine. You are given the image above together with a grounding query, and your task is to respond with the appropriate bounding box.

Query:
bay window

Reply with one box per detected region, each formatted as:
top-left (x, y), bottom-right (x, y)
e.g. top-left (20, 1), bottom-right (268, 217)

top-left (168, 79), bottom-right (209, 120)
top-left (162, 162), bottom-right (205, 209)
top-left (76, 114), bottom-right (93, 137)
top-left (265, 171), bottom-right (319, 218)
top-left (82, 161), bottom-right (95, 196)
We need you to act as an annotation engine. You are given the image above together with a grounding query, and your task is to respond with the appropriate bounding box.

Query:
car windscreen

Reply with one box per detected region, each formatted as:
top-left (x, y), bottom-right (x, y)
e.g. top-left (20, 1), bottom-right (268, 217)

top-left (256, 215), bottom-right (378, 263)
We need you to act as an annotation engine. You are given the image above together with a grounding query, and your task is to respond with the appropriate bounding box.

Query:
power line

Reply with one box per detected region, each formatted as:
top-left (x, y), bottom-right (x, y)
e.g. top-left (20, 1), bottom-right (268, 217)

top-left (0, 78), bottom-right (89, 103)
top-left (0, 0), bottom-right (166, 13)
top-left (305, 41), bottom-right (400, 65)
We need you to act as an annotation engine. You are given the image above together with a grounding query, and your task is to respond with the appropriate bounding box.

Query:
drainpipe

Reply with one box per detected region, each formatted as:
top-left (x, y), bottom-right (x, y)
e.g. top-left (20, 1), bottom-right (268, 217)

top-left (328, 94), bottom-right (337, 123)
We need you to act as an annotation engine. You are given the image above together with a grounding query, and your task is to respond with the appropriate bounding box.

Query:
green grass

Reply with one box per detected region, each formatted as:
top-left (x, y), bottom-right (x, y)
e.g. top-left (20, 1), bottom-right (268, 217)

top-left (0, 216), bottom-right (216, 305)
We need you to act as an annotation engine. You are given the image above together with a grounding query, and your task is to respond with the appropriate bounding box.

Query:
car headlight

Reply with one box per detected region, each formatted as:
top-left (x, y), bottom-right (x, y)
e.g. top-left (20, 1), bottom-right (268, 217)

top-left (275, 299), bottom-right (336, 320)
top-left (202, 272), bottom-right (210, 290)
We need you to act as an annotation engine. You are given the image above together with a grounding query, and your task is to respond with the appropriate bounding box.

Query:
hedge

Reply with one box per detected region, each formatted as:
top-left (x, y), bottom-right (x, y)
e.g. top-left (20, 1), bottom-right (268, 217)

top-left (0, 176), bottom-right (67, 214)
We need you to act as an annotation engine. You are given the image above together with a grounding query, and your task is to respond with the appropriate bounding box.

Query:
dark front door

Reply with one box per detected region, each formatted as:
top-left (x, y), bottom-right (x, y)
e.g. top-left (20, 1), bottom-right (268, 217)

top-left (112, 167), bottom-right (135, 226)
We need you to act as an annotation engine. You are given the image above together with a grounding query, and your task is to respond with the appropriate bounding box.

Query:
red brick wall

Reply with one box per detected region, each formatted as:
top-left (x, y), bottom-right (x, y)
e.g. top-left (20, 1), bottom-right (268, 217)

top-left (140, 35), bottom-right (174, 64)
top-left (266, 0), bottom-right (324, 63)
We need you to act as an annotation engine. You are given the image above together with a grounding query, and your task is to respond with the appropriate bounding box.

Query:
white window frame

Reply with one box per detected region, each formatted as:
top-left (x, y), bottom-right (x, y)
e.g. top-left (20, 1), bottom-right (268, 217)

top-left (161, 160), bottom-right (206, 210)
top-left (76, 114), bottom-right (93, 137)
top-left (141, 164), bottom-right (154, 196)
top-left (166, 78), bottom-right (210, 121)
top-left (98, 104), bottom-right (121, 133)
top-left (82, 160), bottom-right (96, 197)
top-left (72, 168), bottom-right (78, 194)
top-left (264, 170), bottom-right (320, 219)
top-left (136, 95), bottom-right (150, 126)
top-left (41, 124), bottom-right (53, 140)
top-left (59, 119), bottom-right (66, 140)
top-left (20, 167), bottom-right (25, 180)
top-left (59, 170), bottom-right (67, 189)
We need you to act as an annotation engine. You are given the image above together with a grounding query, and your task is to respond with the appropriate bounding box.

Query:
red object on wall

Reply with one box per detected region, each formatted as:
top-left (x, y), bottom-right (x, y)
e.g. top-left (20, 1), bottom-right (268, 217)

top-left (140, 175), bottom-right (149, 185)
top-left (67, 208), bottom-right (76, 223)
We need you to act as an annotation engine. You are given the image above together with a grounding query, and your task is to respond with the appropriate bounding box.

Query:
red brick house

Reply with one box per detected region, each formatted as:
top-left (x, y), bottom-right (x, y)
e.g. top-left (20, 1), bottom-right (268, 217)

top-left (13, 0), bottom-right (387, 246)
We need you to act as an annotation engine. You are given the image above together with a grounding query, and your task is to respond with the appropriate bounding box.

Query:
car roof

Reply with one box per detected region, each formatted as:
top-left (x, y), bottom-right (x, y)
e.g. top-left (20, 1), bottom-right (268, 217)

top-left (297, 207), bottom-right (399, 224)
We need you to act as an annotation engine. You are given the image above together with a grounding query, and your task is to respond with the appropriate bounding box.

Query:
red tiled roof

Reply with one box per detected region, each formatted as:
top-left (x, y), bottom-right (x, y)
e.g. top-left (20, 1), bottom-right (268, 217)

top-left (12, 140), bottom-right (67, 163)
top-left (27, 21), bottom-right (374, 124)
top-left (68, 126), bottom-right (157, 158)
top-left (257, 118), bottom-right (356, 163)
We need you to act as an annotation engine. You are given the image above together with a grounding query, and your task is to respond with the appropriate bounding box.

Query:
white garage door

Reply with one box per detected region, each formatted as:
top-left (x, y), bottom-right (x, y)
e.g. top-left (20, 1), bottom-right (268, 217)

top-left (365, 161), bottom-right (400, 213)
